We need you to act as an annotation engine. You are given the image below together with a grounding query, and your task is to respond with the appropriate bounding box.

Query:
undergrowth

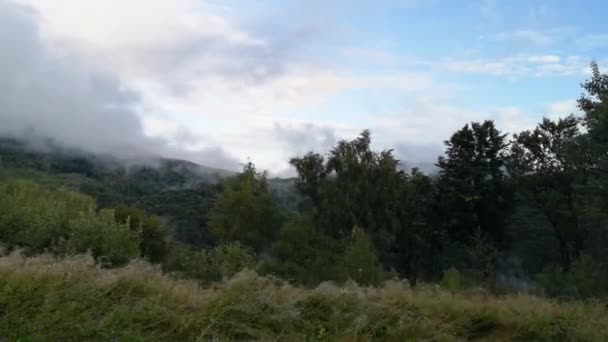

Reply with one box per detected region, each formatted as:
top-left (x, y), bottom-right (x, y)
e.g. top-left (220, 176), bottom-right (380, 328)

top-left (0, 252), bottom-right (606, 341)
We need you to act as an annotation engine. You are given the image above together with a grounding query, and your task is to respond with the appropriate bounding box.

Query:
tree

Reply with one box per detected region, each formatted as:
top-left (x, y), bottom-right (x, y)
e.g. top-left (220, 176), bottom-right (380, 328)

top-left (508, 116), bottom-right (587, 269)
top-left (290, 131), bottom-right (411, 270)
top-left (208, 162), bottom-right (282, 252)
top-left (263, 213), bottom-right (340, 285)
top-left (114, 206), bottom-right (168, 263)
top-left (394, 169), bottom-right (440, 282)
top-left (336, 227), bottom-right (385, 286)
top-left (62, 209), bottom-right (141, 267)
top-left (575, 62), bottom-right (608, 274)
top-left (436, 121), bottom-right (511, 249)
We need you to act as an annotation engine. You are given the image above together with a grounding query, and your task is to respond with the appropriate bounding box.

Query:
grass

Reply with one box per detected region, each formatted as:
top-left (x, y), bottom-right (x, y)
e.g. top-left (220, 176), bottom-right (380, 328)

top-left (0, 252), bottom-right (606, 341)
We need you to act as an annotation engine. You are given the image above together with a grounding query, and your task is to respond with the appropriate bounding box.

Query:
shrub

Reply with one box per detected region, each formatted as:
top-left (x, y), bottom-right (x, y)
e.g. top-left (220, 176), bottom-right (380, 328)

top-left (58, 209), bottom-right (141, 266)
top-left (441, 267), bottom-right (464, 291)
top-left (212, 242), bottom-right (256, 279)
top-left (114, 206), bottom-right (168, 263)
top-left (208, 162), bottom-right (282, 251)
top-left (162, 243), bottom-right (220, 282)
top-left (537, 254), bottom-right (607, 299)
top-left (262, 213), bottom-right (340, 285)
top-left (336, 227), bottom-right (385, 286)
top-left (0, 180), bottom-right (94, 253)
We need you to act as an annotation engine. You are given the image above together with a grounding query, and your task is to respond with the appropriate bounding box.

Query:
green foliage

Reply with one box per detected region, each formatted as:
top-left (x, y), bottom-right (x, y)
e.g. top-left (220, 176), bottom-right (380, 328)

top-left (162, 243), bottom-right (220, 282)
top-left (0, 138), bottom-right (225, 248)
top-left (212, 242), bottom-right (257, 279)
top-left (0, 181), bottom-right (141, 267)
top-left (467, 228), bottom-right (499, 283)
top-left (162, 242), bottom-right (256, 283)
top-left (59, 209), bottom-right (141, 266)
top-left (208, 162), bottom-right (282, 251)
top-left (508, 115), bottom-right (588, 269)
top-left (537, 255), bottom-right (608, 299)
top-left (262, 213), bottom-right (340, 285)
top-left (1, 254), bottom-right (607, 341)
top-left (0, 180), bottom-right (94, 252)
top-left (441, 267), bottom-right (464, 291)
top-left (336, 227), bottom-right (385, 286)
top-left (290, 131), bottom-right (436, 282)
top-left (437, 120), bottom-right (512, 248)
top-left (114, 206), bottom-right (168, 263)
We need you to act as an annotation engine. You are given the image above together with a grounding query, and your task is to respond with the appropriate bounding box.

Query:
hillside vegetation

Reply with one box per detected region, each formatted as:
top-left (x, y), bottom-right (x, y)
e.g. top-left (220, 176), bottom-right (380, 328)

top-left (1, 252), bottom-right (607, 341)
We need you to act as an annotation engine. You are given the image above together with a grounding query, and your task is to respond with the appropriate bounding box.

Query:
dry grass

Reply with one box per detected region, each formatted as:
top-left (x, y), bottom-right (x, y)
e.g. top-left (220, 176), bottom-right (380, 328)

top-left (0, 252), bottom-right (606, 341)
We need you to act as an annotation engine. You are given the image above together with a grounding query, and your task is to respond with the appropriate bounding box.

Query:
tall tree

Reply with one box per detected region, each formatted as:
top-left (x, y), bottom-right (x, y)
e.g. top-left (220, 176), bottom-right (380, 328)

top-left (208, 162), bottom-right (282, 252)
top-left (436, 121), bottom-right (511, 248)
top-left (394, 169), bottom-right (440, 282)
top-left (508, 115), bottom-right (586, 269)
top-left (576, 62), bottom-right (608, 269)
top-left (290, 131), bottom-right (406, 247)
top-left (290, 131), bottom-right (438, 281)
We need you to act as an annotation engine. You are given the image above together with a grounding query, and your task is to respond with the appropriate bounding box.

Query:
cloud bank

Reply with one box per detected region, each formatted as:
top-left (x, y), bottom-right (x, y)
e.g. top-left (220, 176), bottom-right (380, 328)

top-left (0, 1), bottom-right (241, 169)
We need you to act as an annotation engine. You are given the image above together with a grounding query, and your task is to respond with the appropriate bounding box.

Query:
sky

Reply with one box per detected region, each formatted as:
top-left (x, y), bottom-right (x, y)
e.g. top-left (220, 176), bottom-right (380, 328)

top-left (1, 0), bottom-right (606, 175)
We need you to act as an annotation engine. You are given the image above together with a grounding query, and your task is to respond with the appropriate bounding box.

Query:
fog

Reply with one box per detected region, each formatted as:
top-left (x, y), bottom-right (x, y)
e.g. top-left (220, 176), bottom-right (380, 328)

top-left (0, 2), bottom-right (241, 170)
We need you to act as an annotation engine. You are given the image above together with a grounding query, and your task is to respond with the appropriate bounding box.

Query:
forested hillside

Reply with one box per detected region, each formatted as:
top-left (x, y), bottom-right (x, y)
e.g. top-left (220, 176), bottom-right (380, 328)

top-left (2, 64), bottom-right (608, 340)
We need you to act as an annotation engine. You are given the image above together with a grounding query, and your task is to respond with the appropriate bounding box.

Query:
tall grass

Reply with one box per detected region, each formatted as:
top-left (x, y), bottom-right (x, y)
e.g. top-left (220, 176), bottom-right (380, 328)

top-left (0, 252), bottom-right (606, 341)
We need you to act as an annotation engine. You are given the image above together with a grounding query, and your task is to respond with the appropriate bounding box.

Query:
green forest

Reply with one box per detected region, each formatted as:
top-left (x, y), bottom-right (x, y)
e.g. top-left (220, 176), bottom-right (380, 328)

top-left (2, 64), bottom-right (608, 340)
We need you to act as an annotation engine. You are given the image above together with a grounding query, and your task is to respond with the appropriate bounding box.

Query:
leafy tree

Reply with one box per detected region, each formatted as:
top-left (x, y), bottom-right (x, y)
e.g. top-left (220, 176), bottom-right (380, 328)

top-left (61, 209), bottom-right (141, 266)
top-left (291, 131), bottom-right (408, 266)
top-left (162, 242), bottom-right (220, 282)
top-left (436, 121), bottom-right (511, 249)
top-left (212, 242), bottom-right (257, 279)
top-left (508, 116), bottom-right (587, 269)
top-left (394, 169), bottom-right (440, 282)
top-left (263, 213), bottom-right (340, 285)
top-left (114, 206), bottom-right (168, 263)
top-left (208, 162), bottom-right (282, 252)
top-left (336, 227), bottom-right (385, 286)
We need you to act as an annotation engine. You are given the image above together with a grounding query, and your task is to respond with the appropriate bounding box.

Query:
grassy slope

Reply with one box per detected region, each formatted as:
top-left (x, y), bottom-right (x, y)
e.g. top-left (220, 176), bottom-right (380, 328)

top-left (0, 253), bottom-right (606, 341)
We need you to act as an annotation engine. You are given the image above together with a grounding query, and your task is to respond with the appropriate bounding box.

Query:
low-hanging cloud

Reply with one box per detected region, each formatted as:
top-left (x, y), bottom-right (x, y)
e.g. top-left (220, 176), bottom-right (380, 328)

top-left (0, 1), bottom-right (240, 170)
top-left (274, 122), bottom-right (339, 157)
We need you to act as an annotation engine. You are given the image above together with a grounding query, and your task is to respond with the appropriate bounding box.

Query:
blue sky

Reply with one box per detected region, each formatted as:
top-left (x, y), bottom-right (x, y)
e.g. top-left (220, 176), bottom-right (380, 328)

top-left (3, 0), bottom-right (607, 173)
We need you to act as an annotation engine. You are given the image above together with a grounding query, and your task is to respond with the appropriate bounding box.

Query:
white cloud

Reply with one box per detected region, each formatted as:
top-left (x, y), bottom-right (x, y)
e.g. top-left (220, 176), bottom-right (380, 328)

top-left (369, 98), bottom-right (542, 165)
top-left (528, 55), bottom-right (560, 63)
top-left (490, 29), bottom-right (557, 46)
top-left (0, 1), bottom-right (241, 169)
top-left (546, 99), bottom-right (581, 121)
top-left (439, 55), bottom-right (587, 77)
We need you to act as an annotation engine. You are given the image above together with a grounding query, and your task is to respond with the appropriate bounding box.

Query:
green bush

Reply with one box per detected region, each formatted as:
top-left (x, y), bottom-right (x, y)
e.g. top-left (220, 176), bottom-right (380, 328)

top-left (537, 255), bottom-right (607, 299)
top-left (114, 206), bottom-right (168, 263)
top-left (212, 242), bottom-right (256, 279)
top-left (162, 243), bottom-right (220, 282)
top-left (162, 242), bottom-right (256, 283)
top-left (441, 267), bottom-right (464, 291)
top-left (58, 209), bottom-right (141, 266)
top-left (0, 180), bottom-right (94, 252)
top-left (336, 227), bottom-right (385, 286)
top-left (262, 213), bottom-right (340, 285)
top-left (208, 162), bottom-right (282, 251)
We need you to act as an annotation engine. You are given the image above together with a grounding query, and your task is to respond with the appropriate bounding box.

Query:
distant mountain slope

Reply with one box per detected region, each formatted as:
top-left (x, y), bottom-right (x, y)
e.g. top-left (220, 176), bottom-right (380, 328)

top-left (0, 137), bottom-right (233, 246)
top-left (0, 136), bottom-right (302, 246)
top-left (0, 137), bottom-right (235, 185)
